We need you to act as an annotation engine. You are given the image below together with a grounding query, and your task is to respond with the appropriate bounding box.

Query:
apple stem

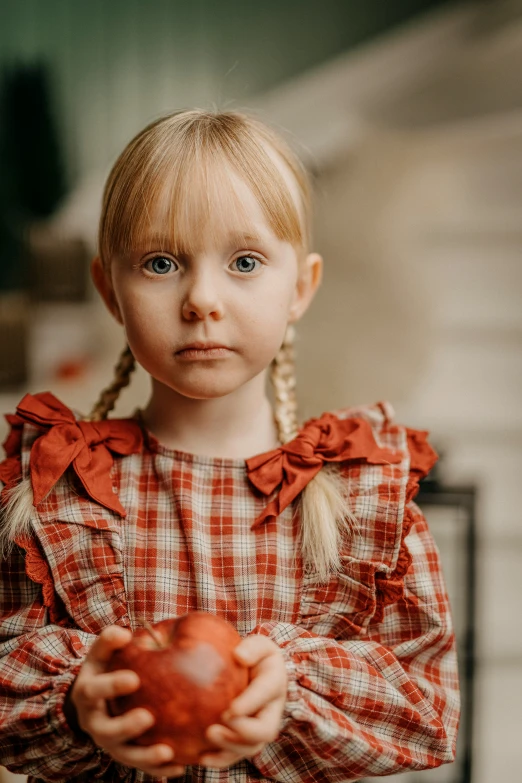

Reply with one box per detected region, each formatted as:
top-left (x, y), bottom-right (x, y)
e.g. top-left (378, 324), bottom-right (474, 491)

top-left (143, 620), bottom-right (164, 649)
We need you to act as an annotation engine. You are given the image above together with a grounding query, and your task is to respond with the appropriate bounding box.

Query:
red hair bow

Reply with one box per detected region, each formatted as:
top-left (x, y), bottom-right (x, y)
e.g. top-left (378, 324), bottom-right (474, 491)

top-left (246, 413), bottom-right (402, 529)
top-left (12, 392), bottom-right (143, 517)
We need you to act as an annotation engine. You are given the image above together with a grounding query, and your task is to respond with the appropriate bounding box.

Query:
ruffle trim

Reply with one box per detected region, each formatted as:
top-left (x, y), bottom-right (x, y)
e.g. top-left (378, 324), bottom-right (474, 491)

top-left (0, 412), bottom-right (24, 503)
top-left (0, 416), bottom-right (66, 623)
top-left (14, 533), bottom-right (70, 625)
top-left (373, 427), bottom-right (438, 624)
top-left (0, 410), bottom-right (67, 626)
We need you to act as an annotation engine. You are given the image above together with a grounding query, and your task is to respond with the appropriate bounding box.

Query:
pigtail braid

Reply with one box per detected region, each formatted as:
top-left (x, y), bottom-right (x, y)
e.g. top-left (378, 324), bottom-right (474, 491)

top-left (271, 325), bottom-right (299, 444)
top-left (271, 326), bottom-right (359, 583)
top-left (86, 345), bottom-right (136, 421)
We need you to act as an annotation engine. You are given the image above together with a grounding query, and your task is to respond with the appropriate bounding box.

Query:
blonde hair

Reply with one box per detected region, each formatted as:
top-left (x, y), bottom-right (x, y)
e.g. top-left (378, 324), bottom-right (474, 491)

top-left (98, 109), bottom-right (312, 267)
top-left (4, 109), bottom-right (357, 580)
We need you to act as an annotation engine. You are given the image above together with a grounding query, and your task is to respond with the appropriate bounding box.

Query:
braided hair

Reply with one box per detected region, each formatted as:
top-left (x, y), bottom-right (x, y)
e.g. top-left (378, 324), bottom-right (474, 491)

top-left (86, 346), bottom-right (136, 422)
top-left (270, 325), bottom-right (358, 581)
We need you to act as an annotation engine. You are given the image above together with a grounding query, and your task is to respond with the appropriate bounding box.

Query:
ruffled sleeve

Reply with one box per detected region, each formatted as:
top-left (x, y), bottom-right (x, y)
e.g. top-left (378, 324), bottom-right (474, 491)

top-left (0, 392), bottom-right (143, 626)
top-left (0, 393), bottom-right (137, 780)
top-left (373, 425), bottom-right (438, 623)
top-left (246, 404), bottom-right (439, 629)
top-left (405, 426), bottom-right (438, 502)
top-left (246, 407), bottom-right (459, 783)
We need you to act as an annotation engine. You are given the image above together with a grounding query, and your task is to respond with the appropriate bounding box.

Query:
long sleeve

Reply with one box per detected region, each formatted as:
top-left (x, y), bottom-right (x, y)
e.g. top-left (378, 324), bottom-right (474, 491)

top-left (249, 501), bottom-right (460, 782)
top-left (0, 542), bottom-right (116, 782)
top-left (0, 392), bottom-right (145, 782)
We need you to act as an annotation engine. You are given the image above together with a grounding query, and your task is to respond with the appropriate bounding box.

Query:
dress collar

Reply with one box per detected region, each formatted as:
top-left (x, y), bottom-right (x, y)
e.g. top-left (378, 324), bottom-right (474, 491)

top-left (4, 394), bottom-right (404, 526)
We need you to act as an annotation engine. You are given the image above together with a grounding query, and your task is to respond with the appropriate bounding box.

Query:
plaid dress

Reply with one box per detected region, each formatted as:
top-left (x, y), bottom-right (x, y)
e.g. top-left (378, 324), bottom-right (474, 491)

top-left (0, 392), bottom-right (460, 783)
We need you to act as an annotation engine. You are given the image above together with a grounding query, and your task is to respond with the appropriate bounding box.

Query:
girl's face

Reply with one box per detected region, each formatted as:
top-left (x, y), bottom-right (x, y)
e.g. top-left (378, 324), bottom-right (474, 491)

top-left (93, 168), bottom-right (321, 401)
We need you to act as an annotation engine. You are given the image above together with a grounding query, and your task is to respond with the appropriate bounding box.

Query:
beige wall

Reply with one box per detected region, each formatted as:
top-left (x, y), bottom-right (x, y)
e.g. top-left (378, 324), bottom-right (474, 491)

top-left (297, 131), bottom-right (435, 418)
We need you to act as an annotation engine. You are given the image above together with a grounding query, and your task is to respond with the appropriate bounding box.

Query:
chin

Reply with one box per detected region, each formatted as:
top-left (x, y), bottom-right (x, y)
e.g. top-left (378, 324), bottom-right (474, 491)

top-left (148, 361), bottom-right (267, 400)
top-left (163, 375), bottom-right (252, 400)
top-left (177, 383), bottom-right (245, 400)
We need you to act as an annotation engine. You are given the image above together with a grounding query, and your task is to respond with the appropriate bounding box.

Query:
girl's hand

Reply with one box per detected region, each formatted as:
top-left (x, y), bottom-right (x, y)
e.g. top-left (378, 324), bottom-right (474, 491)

top-left (69, 625), bottom-right (186, 779)
top-left (200, 634), bottom-right (288, 769)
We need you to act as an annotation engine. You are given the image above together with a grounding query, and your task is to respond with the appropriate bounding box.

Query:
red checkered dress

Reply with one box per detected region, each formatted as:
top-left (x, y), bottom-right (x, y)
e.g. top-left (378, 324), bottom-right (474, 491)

top-left (0, 392), bottom-right (460, 783)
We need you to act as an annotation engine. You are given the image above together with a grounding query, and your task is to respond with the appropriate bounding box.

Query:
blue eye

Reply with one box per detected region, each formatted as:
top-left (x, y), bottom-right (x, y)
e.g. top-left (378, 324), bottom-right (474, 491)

top-left (233, 255), bottom-right (259, 273)
top-left (146, 256), bottom-right (174, 275)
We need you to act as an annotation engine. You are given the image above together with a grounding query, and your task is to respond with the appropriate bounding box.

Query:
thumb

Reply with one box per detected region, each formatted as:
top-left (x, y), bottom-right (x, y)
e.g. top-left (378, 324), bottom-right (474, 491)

top-left (233, 634), bottom-right (277, 666)
top-left (87, 625), bottom-right (133, 666)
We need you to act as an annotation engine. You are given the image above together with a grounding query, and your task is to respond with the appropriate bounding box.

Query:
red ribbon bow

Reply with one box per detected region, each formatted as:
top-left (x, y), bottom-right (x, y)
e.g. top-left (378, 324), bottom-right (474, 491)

top-left (14, 392), bottom-right (143, 517)
top-left (246, 412), bottom-right (402, 528)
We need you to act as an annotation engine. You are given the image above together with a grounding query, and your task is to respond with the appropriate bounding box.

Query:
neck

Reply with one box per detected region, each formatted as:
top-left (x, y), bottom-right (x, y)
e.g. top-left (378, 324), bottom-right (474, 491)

top-left (140, 372), bottom-right (280, 459)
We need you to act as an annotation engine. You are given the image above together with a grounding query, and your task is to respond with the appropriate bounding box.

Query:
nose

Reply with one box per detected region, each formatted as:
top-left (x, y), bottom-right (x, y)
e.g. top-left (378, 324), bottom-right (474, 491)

top-left (181, 269), bottom-right (224, 321)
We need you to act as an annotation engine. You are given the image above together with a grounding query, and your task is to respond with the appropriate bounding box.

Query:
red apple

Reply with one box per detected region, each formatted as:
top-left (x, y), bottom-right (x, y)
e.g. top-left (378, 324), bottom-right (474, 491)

top-left (106, 612), bottom-right (249, 765)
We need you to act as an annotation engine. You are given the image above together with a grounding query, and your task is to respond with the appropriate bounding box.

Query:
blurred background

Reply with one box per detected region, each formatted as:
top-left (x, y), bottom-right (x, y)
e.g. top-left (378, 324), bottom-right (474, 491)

top-left (0, 1), bottom-right (521, 781)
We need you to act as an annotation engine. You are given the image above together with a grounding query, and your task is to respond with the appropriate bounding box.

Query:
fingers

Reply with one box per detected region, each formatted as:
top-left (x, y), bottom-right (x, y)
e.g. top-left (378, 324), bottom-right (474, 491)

top-left (73, 626), bottom-right (139, 722)
top-left (107, 741), bottom-right (186, 778)
top-left (222, 636), bottom-right (288, 723)
top-left (79, 700), bottom-right (186, 777)
top-left (233, 634), bottom-right (279, 668)
top-left (88, 708), bottom-right (155, 746)
top-left (222, 698), bottom-right (283, 745)
top-left (69, 625), bottom-right (188, 778)
top-left (81, 670), bottom-right (140, 703)
top-left (86, 625), bottom-right (133, 668)
top-left (225, 677), bottom-right (284, 720)
top-left (200, 698), bottom-right (284, 769)
top-left (200, 725), bottom-right (264, 769)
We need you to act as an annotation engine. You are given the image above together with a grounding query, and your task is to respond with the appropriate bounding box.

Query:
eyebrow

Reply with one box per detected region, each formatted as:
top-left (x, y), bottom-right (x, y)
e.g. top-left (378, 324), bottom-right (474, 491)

top-left (225, 231), bottom-right (263, 244)
top-left (141, 231), bottom-right (265, 252)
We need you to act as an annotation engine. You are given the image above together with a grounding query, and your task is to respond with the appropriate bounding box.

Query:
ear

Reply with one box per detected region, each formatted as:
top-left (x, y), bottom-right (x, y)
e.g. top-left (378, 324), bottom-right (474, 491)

top-left (289, 252), bottom-right (323, 322)
top-left (90, 256), bottom-right (123, 325)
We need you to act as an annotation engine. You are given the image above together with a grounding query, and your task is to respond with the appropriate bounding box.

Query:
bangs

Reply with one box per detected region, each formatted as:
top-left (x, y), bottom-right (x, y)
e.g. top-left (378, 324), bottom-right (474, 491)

top-left (99, 114), bottom-right (307, 264)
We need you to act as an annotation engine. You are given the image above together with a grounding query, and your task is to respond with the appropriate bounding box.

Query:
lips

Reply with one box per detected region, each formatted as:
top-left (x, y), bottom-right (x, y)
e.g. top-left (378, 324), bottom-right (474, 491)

top-left (175, 342), bottom-right (233, 360)
top-left (176, 342), bottom-right (229, 352)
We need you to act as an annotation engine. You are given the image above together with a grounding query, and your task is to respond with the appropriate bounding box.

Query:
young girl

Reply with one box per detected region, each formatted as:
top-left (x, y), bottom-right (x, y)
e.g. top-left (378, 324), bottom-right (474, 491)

top-left (0, 109), bottom-right (460, 783)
